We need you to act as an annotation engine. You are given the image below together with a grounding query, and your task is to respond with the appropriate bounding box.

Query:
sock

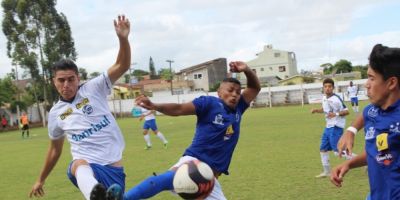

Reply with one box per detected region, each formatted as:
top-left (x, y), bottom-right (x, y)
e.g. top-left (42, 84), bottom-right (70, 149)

top-left (356, 106), bottom-right (359, 112)
top-left (27, 130), bottom-right (29, 137)
top-left (22, 131), bottom-right (24, 138)
top-left (156, 132), bottom-right (168, 144)
top-left (320, 152), bottom-right (330, 174)
top-left (144, 134), bottom-right (151, 146)
top-left (75, 165), bottom-right (99, 200)
top-left (124, 170), bottom-right (175, 200)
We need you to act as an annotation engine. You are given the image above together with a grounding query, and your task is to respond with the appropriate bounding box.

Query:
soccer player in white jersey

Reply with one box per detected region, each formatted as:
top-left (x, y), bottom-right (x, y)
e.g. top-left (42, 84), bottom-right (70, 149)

top-left (347, 81), bottom-right (359, 112)
top-left (138, 106), bottom-right (168, 149)
top-left (29, 15), bottom-right (131, 200)
top-left (311, 78), bottom-right (350, 178)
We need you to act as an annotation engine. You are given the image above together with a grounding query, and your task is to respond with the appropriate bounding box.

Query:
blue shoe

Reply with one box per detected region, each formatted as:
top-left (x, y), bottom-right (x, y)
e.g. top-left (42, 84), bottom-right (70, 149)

top-left (106, 184), bottom-right (123, 200)
top-left (90, 183), bottom-right (107, 200)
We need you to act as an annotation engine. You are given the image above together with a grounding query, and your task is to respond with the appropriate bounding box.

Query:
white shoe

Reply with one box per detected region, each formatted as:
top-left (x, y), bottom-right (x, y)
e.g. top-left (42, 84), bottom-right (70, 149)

top-left (315, 172), bottom-right (329, 178)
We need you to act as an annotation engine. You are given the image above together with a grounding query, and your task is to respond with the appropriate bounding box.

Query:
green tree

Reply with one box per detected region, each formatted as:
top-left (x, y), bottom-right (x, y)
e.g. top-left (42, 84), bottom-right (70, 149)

top-left (334, 59), bottom-right (353, 74)
top-left (158, 68), bottom-right (172, 80)
top-left (149, 57), bottom-right (158, 79)
top-left (132, 69), bottom-right (148, 81)
top-left (78, 67), bottom-right (88, 81)
top-left (0, 76), bottom-right (18, 106)
top-left (2, 0), bottom-right (77, 117)
top-left (89, 71), bottom-right (100, 79)
top-left (353, 64), bottom-right (368, 79)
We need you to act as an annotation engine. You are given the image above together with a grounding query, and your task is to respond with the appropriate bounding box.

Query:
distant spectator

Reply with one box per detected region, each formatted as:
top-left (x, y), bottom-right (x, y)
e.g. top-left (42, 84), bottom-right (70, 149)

top-left (1, 115), bottom-right (7, 131)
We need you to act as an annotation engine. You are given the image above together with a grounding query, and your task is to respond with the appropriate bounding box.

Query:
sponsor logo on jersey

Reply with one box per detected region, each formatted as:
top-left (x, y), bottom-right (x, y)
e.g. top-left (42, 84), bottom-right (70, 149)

top-left (365, 126), bottom-right (375, 140)
top-left (224, 125), bottom-right (234, 141)
top-left (376, 152), bottom-right (393, 166)
top-left (60, 108), bottom-right (73, 120)
top-left (212, 114), bottom-right (224, 125)
top-left (71, 115), bottom-right (111, 142)
top-left (76, 98), bottom-right (90, 109)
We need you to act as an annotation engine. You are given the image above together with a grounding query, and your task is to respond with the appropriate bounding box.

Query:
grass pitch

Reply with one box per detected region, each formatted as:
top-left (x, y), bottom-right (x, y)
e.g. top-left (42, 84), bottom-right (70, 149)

top-left (0, 102), bottom-right (369, 199)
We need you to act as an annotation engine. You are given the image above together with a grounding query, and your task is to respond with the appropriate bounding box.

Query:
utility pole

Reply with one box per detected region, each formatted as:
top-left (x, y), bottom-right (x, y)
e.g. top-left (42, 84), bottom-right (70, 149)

top-left (166, 59), bottom-right (174, 95)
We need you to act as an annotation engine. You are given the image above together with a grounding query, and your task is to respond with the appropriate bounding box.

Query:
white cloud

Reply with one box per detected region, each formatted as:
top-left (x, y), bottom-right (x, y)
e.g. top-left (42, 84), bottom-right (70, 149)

top-left (0, 0), bottom-right (399, 78)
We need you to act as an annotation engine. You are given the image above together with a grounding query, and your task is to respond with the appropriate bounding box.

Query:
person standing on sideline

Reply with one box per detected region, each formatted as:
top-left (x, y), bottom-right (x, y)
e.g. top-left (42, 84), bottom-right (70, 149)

top-left (20, 112), bottom-right (30, 138)
top-left (1, 115), bottom-right (8, 131)
top-left (347, 81), bottom-right (359, 112)
top-left (331, 44), bottom-right (400, 200)
top-left (311, 78), bottom-right (350, 178)
top-left (139, 106), bottom-right (168, 149)
top-left (123, 61), bottom-right (260, 200)
top-left (29, 15), bottom-right (131, 200)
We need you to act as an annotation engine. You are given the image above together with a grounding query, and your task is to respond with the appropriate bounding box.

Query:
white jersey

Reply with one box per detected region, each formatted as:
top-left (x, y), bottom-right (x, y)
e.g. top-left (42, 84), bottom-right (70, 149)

top-left (322, 94), bottom-right (348, 128)
top-left (140, 107), bottom-right (155, 121)
top-left (48, 73), bottom-right (125, 165)
top-left (347, 85), bottom-right (358, 98)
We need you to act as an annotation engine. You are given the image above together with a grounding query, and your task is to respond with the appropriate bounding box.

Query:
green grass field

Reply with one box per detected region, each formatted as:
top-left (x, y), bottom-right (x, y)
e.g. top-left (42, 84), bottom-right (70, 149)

top-left (0, 102), bottom-right (370, 200)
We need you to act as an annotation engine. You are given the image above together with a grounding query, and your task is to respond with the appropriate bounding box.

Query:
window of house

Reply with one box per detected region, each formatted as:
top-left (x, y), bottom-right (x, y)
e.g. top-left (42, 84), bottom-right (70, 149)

top-left (260, 67), bottom-right (264, 71)
top-left (194, 73), bottom-right (203, 79)
top-left (274, 52), bottom-right (280, 57)
top-left (279, 66), bottom-right (286, 72)
top-left (194, 88), bottom-right (204, 91)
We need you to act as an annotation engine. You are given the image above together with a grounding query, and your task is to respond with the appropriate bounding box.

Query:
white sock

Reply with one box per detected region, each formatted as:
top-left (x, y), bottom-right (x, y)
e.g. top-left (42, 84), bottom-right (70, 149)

top-left (144, 134), bottom-right (151, 146)
top-left (75, 165), bottom-right (98, 200)
top-left (320, 152), bottom-right (330, 174)
top-left (156, 132), bottom-right (168, 144)
top-left (356, 106), bottom-right (359, 112)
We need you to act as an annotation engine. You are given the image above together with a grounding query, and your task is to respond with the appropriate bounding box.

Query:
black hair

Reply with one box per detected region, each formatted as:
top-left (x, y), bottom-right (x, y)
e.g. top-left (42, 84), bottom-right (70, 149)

top-left (369, 44), bottom-right (400, 83)
top-left (222, 77), bottom-right (241, 86)
top-left (323, 78), bottom-right (334, 87)
top-left (52, 59), bottom-right (79, 76)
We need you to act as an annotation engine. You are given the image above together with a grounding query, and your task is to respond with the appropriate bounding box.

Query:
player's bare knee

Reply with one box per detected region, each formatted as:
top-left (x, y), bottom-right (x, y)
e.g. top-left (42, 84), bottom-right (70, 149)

top-left (71, 159), bottom-right (89, 176)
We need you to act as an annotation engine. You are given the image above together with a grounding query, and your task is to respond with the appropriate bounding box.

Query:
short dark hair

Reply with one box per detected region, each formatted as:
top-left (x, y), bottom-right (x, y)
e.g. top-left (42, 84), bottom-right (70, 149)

top-left (52, 59), bottom-right (79, 76)
top-left (369, 44), bottom-right (400, 83)
top-left (222, 77), bottom-right (241, 86)
top-left (323, 78), bottom-right (334, 87)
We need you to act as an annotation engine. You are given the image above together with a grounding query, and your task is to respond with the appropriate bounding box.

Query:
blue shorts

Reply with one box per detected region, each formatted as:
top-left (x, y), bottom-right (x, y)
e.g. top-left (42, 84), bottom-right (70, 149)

top-left (67, 161), bottom-right (126, 192)
top-left (351, 97), bottom-right (358, 105)
top-left (143, 119), bottom-right (158, 131)
top-left (320, 126), bottom-right (343, 152)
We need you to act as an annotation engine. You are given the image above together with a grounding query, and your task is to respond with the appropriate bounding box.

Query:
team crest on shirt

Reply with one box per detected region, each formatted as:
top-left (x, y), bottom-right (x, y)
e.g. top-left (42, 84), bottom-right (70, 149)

top-left (235, 113), bottom-right (240, 122)
top-left (389, 122), bottom-right (400, 134)
top-left (76, 98), bottom-right (90, 109)
top-left (367, 107), bottom-right (378, 118)
top-left (224, 125), bottom-right (234, 140)
top-left (82, 104), bottom-right (94, 115)
top-left (212, 114), bottom-right (224, 125)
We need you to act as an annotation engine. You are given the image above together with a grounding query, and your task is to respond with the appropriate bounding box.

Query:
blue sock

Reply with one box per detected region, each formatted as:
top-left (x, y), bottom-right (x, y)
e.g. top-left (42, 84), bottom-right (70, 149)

top-left (124, 170), bottom-right (175, 200)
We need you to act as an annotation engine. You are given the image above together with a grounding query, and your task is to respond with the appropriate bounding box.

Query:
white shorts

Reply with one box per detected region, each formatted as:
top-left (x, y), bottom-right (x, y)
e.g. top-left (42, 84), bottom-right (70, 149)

top-left (171, 156), bottom-right (227, 200)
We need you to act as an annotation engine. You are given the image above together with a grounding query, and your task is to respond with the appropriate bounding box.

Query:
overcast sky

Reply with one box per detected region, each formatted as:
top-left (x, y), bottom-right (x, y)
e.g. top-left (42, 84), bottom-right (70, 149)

top-left (0, 0), bottom-right (399, 79)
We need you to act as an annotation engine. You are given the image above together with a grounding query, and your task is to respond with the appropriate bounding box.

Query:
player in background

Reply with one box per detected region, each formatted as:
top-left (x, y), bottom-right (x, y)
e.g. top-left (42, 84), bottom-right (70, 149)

top-left (20, 112), bottom-right (30, 138)
top-left (331, 44), bottom-right (400, 200)
top-left (138, 106), bottom-right (168, 149)
top-left (123, 61), bottom-right (260, 200)
top-left (29, 15), bottom-right (131, 200)
top-left (347, 81), bottom-right (359, 113)
top-left (311, 78), bottom-right (350, 178)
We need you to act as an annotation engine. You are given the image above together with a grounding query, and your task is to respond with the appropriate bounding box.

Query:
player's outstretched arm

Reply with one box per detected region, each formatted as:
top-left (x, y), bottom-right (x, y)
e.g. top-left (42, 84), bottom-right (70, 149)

top-left (29, 138), bottom-right (64, 198)
top-left (108, 15), bottom-right (131, 84)
top-left (229, 61), bottom-right (261, 104)
top-left (135, 95), bottom-right (196, 116)
top-left (330, 150), bottom-right (367, 187)
top-left (337, 114), bottom-right (364, 158)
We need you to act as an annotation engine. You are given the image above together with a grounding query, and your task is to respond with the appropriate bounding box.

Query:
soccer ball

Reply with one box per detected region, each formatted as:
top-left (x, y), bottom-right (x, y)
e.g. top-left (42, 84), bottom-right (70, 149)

top-left (173, 160), bottom-right (215, 199)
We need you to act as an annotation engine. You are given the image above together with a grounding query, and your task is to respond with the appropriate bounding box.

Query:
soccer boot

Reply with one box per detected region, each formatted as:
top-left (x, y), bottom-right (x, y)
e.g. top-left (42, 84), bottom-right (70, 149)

top-left (144, 145), bottom-right (152, 150)
top-left (315, 172), bottom-right (329, 178)
top-left (106, 184), bottom-right (123, 200)
top-left (90, 183), bottom-right (107, 200)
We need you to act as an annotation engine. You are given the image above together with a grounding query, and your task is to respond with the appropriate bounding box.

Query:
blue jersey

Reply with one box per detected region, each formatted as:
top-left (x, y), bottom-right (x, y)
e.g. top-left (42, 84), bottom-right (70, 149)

top-left (183, 95), bottom-right (249, 175)
top-left (363, 99), bottom-right (400, 200)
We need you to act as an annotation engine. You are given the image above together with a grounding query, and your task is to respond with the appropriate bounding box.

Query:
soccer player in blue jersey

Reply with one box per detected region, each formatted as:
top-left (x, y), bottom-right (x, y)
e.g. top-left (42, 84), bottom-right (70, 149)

top-left (311, 78), bottom-right (350, 178)
top-left (331, 44), bottom-right (400, 200)
top-left (29, 15), bottom-right (131, 200)
top-left (124, 61), bottom-right (260, 200)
